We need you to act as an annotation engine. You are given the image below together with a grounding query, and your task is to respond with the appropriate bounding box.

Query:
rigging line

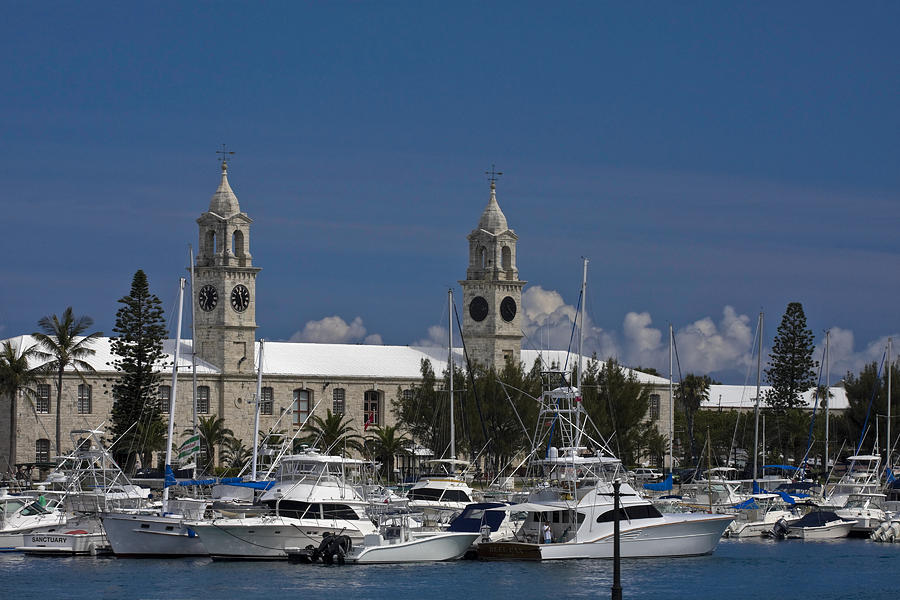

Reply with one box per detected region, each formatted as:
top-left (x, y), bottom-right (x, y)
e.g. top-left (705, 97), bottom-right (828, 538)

top-left (561, 289), bottom-right (584, 376)
top-left (854, 349), bottom-right (887, 458)
top-left (800, 342), bottom-right (829, 470)
top-left (452, 302), bottom-right (489, 453)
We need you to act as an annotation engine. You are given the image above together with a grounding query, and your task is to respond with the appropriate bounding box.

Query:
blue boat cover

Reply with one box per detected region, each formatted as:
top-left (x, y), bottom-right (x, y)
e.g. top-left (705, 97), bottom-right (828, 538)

top-left (448, 502), bottom-right (509, 533)
top-left (164, 465), bottom-right (177, 488)
top-left (732, 498), bottom-right (760, 510)
top-left (643, 474), bottom-right (673, 492)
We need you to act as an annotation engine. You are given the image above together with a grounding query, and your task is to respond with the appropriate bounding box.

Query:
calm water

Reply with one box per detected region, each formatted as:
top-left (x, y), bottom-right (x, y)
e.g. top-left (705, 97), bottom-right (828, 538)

top-left (3, 538), bottom-right (898, 600)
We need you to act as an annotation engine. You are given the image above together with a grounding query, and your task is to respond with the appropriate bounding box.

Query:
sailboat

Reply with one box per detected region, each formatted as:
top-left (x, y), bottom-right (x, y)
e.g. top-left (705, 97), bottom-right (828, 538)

top-left (101, 277), bottom-right (210, 557)
top-left (405, 290), bottom-right (476, 526)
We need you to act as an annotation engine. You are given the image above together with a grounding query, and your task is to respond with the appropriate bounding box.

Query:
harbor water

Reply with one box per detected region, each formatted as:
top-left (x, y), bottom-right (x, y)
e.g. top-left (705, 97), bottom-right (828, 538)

top-left (3, 538), bottom-right (898, 600)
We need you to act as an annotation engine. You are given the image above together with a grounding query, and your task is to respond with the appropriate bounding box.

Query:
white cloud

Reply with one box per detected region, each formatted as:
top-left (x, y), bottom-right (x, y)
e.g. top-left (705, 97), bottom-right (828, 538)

top-left (412, 325), bottom-right (448, 348)
top-left (289, 316), bottom-right (382, 344)
top-left (410, 288), bottom-right (895, 382)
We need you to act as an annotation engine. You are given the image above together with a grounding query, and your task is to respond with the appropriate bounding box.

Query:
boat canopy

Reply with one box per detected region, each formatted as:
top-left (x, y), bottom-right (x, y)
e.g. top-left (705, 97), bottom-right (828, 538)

top-left (643, 474), bottom-right (673, 492)
top-left (486, 502), bottom-right (570, 513)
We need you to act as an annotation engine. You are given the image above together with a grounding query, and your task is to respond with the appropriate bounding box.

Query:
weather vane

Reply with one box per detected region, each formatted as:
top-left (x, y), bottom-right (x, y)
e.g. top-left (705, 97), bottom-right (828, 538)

top-left (216, 144), bottom-right (235, 170)
top-left (485, 164), bottom-right (503, 185)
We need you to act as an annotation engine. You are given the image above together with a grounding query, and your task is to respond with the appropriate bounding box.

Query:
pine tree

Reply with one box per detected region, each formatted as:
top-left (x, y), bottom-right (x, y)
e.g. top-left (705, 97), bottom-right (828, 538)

top-left (109, 270), bottom-right (167, 470)
top-left (764, 302), bottom-right (818, 413)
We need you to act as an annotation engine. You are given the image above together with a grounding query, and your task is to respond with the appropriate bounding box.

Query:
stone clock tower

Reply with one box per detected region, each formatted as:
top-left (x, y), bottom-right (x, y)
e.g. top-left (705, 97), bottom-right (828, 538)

top-left (459, 179), bottom-right (525, 369)
top-left (193, 160), bottom-right (260, 374)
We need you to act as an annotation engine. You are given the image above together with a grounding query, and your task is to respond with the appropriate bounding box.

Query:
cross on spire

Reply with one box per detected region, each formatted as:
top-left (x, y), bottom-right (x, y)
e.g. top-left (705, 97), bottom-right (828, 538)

top-left (216, 144), bottom-right (235, 172)
top-left (485, 164), bottom-right (503, 189)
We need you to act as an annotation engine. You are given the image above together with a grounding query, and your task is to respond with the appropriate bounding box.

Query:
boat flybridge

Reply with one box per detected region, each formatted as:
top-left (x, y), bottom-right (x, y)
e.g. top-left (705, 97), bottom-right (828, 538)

top-left (189, 448), bottom-right (377, 560)
top-left (477, 376), bottom-right (734, 560)
top-left (406, 459), bottom-right (477, 526)
top-left (823, 454), bottom-right (883, 509)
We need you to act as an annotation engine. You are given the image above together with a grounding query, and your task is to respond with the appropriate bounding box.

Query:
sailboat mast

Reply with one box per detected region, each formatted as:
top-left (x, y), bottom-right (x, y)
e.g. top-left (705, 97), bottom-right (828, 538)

top-left (576, 258), bottom-right (588, 447)
top-left (449, 288), bottom-right (455, 463)
top-left (825, 330), bottom-right (831, 471)
top-left (668, 324), bottom-right (674, 475)
top-left (753, 311), bottom-right (763, 482)
top-left (189, 246), bottom-right (198, 481)
top-left (162, 277), bottom-right (185, 514)
top-left (888, 337), bottom-right (892, 471)
top-left (252, 339), bottom-right (264, 481)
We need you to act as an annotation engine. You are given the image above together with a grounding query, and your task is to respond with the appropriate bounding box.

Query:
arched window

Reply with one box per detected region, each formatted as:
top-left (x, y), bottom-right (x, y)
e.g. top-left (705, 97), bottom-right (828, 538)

top-left (36, 384), bottom-right (51, 414)
top-left (501, 245), bottom-right (511, 270)
top-left (479, 246), bottom-right (487, 269)
top-left (364, 390), bottom-right (381, 429)
top-left (159, 385), bottom-right (171, 413)
top-left (206, 229), bottom-right (217, 255)
top-left (333, 388), bottom-right (346, 416)
top-left (649, 394), bottom-right (660, 421)
top-left (233, 230), bottom-right (245, 258)
top-left (260, 386), bottom-right (273, 415)
top-left (293, 389), bottom-right (311, 427)
top-left (197, 386), bottom-right (210, 414)
top-left (77, 384), bottom-right (92, 414)
top-left (35, 439), bottom-right (50, 463)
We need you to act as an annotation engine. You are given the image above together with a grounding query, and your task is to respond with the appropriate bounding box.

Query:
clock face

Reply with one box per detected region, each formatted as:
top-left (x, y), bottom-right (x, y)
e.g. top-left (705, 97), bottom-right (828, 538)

top-left (198, 285), bottom-right (218, 312)
top-left (500, 296), bottom-right (517, 322)
top-left (230, 284), bottom-right (250, 313)
top-left (469, 296), bottom-right (489, 322)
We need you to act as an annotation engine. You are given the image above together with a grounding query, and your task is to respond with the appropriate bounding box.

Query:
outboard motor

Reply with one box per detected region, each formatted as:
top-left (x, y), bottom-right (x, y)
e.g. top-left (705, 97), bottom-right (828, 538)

top-left (317, 532), bottom-right (353, 565)
top-left (770, 517), bottom-right (790, 540)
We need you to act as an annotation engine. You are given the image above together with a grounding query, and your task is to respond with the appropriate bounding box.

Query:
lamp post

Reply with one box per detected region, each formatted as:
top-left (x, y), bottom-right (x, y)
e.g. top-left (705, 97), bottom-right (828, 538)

top-left (612, 478), bottom-right (622, 600)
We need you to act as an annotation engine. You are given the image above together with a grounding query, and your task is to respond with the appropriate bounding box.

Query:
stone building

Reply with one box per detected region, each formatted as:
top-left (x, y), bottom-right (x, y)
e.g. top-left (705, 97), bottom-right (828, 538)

top-left (0, 163), bottom-right (674, 472)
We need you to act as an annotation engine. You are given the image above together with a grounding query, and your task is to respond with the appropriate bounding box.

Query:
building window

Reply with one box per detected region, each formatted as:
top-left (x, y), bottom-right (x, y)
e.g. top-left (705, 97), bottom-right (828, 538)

top-left (364, 390), bottom-right (381, 428)
top-left (261, 386), bottom-right (273, 415)
top-left (197, 386), bottom-right (210, 414)
top-left (649, 394), bottom-right (660, 421)
top-left (333, 388), bottom-right (345, 416)
top-left (77, 384), bottom-right (92, 414)
top-left (401, 389), bottom-right (413, 402)
top-left (293, 389), bottom-right (310, 427)
top-left (159, 385), bottom-right (171, 413)
top-left (501, 245), bottom-right (511, 269)
top-left (35, 439), bottom-right (50, 463)
top-left (36, 384), bottom-right (51, 414)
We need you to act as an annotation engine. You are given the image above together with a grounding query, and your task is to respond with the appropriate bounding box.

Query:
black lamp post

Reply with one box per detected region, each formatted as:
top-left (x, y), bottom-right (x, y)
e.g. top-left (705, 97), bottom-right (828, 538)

top-left (612, 478), bottom-right (622, 600)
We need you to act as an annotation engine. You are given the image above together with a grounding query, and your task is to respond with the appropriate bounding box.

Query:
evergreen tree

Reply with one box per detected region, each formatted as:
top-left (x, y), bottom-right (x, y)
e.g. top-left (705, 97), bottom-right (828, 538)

top-left (109, 270), bottom-right (167, 470)
top-left (765, 302), bottom-right (818, 413)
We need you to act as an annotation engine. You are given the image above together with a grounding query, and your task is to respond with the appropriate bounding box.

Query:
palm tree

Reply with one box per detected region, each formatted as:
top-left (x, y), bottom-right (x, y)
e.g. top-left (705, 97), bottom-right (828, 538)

top-left (134, 418), bottom-right (168, 473)
top-left (192, 415), bottom-right (233, 474)
top-left (678, 373), bottom-right (711, 465)
top-left (220, 437), bottom-right (250, 473)
top-left (32, 308), bottom-right (103, 456)
top-left (295, 410), bottom-right (364, 455)
top-left (366, 425), bottom-right (410, 483)
top-left (0, 340), bottom-right (47, 468)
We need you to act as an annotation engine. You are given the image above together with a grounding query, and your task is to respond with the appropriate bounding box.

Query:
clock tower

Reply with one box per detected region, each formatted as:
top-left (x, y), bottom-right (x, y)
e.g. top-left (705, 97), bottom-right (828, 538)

top-left (193, 160), bottom-right (260, 374)
top-left (459, 178), bottom-right (525, 369)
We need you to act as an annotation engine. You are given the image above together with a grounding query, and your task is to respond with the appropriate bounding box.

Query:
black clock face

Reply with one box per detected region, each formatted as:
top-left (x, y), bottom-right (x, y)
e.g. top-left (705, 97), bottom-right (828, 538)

top-left (230, 284), bottom-right (250, 312)
top-left (469, 296), bottom-right (489, 322)
top-left (500, 296), bottom-right (517, 322)
top-left (198, 285), bottom-right (218, 312)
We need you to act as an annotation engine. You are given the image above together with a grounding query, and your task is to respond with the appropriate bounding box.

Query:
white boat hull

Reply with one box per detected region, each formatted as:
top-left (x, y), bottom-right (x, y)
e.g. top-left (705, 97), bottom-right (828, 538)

top-left (192, 516), bottom-right (375, 560)
top-left (479, 514), bottom-right (733, 560)
top-left (19, 530), bottom-right (108, 555)
top-left (787, 521), bottom-right (853, 539)
top-left (101, 513), bottom-right (207, 557)
top-left (349, 532), bottom-right (480, 564)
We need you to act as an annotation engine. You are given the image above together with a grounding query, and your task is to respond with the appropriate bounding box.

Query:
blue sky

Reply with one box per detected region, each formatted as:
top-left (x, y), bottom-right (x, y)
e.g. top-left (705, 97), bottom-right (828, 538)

top-left (1, 2), bottom-right (897, 383)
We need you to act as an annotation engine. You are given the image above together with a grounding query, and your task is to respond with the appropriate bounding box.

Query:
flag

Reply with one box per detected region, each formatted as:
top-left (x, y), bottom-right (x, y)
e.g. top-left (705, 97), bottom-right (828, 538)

top-left (178, 434), bottom-right (200, 466)
top-left (364, 411), bottom-right (375, 431)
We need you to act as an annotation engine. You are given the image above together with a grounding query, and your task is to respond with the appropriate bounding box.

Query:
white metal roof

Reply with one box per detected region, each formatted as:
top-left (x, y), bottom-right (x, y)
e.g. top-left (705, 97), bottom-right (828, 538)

top-left (702, 384), bottom-right (849, 410)
top-left (3, 335), bottom-right (670, 385)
